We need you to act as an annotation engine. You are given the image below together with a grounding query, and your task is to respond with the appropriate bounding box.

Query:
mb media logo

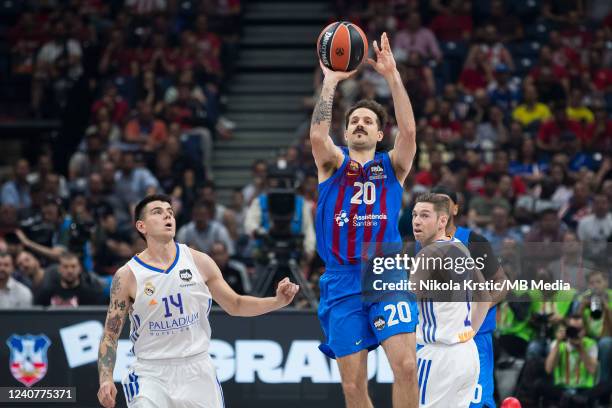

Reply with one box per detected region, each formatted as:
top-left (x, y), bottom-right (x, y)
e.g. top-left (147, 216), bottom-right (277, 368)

top-left (179, 269), bottom-right (193, 282)
top-left (335, 211), bottom-right (349, 227)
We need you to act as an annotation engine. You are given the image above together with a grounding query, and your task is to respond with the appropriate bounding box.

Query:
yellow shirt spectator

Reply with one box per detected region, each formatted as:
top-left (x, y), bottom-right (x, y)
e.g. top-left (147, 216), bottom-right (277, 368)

top-left (567, 106), bottom-right (594, 124)
top-left (512, 103), bottom-right (552, 127)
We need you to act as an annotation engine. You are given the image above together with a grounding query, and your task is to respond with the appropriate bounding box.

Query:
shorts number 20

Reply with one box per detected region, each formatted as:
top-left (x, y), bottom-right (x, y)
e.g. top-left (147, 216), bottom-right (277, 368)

top-left (384, 302), bottom-right (412, 327)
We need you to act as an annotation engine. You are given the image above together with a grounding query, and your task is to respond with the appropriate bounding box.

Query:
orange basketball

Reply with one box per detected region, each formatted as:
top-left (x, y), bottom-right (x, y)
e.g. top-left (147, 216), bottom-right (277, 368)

top-left (317, 21), bottom-right (368, 72)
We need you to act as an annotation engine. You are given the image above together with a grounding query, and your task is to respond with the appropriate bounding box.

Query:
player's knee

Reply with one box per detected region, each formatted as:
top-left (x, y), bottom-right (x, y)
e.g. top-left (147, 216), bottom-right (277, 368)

top-left (390, 356), bottom-right (417, 383)
top-left (341, 378), bottom-right (368, 399)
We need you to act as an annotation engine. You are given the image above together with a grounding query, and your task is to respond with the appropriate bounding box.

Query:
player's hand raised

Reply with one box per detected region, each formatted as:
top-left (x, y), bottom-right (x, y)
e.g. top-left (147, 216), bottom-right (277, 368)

top-left (97, 380), bottom-right (117, 408)
top-left (319, 60), bottom-right (357, 83)
top-left (275, 277), bottom-right (300, 307)
top-left (367, 32), bottom-right (397, 79)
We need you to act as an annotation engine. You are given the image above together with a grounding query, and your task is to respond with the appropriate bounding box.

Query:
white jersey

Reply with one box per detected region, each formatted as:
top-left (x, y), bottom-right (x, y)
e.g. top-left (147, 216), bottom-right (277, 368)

top-left (416, 238), bottom-right (475, 345)
top-left (126, 242), bottom-right (212, 360)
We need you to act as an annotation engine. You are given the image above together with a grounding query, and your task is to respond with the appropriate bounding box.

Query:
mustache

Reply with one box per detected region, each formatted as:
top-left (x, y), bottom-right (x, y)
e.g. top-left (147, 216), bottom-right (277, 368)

top-left (353, 127), bottom-right (367, 135)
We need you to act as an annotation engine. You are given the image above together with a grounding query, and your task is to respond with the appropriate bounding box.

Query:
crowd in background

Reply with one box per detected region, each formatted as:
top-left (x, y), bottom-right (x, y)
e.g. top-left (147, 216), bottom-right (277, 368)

top-left (0, 0), bottom-right (611, 406)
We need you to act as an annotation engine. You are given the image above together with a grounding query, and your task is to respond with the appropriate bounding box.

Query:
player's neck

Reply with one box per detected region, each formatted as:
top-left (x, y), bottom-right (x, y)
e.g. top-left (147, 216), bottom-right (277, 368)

top-left (348, 148), bottom-right (375, 165)
top-left (446, 223), bottom-right (457, 236)
top-left (422, 231), bottom-right (448, 246)
top-left (142, 239), bottom-right (177, 266)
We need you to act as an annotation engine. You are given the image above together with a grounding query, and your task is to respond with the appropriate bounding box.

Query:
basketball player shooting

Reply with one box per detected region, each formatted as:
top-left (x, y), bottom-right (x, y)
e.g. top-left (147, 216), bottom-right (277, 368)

top-left (97, 194), bottom-right (299, 408)
top-left (311, 32), bottom-right (419, 408)
top-left (411, 193), bottom-right (491, 408)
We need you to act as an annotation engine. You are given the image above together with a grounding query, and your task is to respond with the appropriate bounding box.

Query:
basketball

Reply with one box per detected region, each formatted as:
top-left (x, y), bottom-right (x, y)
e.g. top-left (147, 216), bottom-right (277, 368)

top-left (501, 397), bottom-right (522, 408)
top-left (317, 21), bottom-right (368, 72)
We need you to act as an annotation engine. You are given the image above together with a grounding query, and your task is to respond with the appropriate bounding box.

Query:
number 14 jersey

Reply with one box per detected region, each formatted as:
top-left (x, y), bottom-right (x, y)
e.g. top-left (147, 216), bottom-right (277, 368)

top-left (125, 242), bottom-right (213, 360)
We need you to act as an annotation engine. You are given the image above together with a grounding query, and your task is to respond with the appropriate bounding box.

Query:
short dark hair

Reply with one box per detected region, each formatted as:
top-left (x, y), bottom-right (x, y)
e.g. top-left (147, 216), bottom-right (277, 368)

top-left (134, 194), bottom-right (173, 240)
top-left (345, 99), bottom-right (388, 131)
top-left (59, 251), bottom-right (80, 263)
top-left (416, 193), bottom-right (451, 216)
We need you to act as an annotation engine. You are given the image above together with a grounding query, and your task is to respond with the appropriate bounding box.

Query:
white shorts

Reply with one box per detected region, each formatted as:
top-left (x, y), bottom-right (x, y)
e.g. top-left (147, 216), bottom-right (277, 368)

top-left (416, 340), bottom-right (479, 408)
top-left (121, 352), bottom-right (224, 408)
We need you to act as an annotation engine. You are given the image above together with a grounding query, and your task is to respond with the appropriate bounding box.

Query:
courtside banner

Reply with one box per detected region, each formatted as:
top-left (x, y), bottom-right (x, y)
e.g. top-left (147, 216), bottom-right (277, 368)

top-left (0, 309), bottom-right (394, 407)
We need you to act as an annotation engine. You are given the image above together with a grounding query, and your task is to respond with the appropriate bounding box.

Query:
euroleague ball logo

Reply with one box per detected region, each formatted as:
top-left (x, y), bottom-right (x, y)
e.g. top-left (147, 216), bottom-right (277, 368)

top-left (335, 48), bottom-right (344, 56)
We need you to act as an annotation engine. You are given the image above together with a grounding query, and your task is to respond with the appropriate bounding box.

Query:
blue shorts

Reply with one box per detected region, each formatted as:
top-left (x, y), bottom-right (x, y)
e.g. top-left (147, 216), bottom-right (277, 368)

top-left (318, 269), bottom-right (418, 359)
top-left (470, 331), bottom-right (496, 408)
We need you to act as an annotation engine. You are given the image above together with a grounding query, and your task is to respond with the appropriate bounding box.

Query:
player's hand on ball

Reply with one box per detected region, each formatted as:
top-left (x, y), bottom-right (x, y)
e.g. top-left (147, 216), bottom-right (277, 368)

top-left (319, 60), bottom-right (357, 83)
top-left (97, 380), bottom-right (117, 408)
top-left (275, 277), bottom-right (300, 307)
top-left (367, 32), bottom-right (397, 78)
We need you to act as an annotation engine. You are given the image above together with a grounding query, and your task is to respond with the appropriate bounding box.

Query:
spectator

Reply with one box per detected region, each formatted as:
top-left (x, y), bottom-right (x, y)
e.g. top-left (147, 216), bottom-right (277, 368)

top-left (114, 151), bottom-right (160, 207)
top-left (176, 201), bottom-right (234, 255)
top-left (560, 181), bottom-right (592, 230)
top-left (31, 18), bottom-right (83, 116)
top-left (14, 198), bottom-right (68, 262)
top-left (512, 85), bottom-right (552, 129)
top-left (393, 12), bottom-right (442, 62)
top-left (577, 193), bottom-right (612, 263)
top-left (550, 164), bottom-right (574, 209)
top-left (525, 208), bottom-right (567, 246)
top-left (583, 103), bottom-right (612, 152)
top-left (35, 252), bottom-right (105, 306)
top-left (476, 105), bottom-right (509, 147)
top-left (475, 24), bottom-right (515, 70)
top-left (487, 64), bottom-right (521, 113)
top-left (537, 103), bottom-right (585, 154)
top-left (480, 205), bottom-right (523, 255)
top-left (210, 241), bottom-right (250, 295)
top-left (468, 172), bottom-right (511, 228)
top-left (0, 252), bottom-right (33, 308)
top-left (124, 100), bottom-right (169, 150)
top-left (242, 159), bottom-right (268, 205)
top-left (458, 47), bottom-right (493, 94)
top-left (91, 83), bottom-right (130, 125)
top-left (566, 88), bottom-right (594, 125)
top-left (92, 208), bottom-right (133, 276)
top-left (14, 250), bottom-right (48, 292)
top-left (488, 0), bottom-right (523, 43)
top-left (509, 138), bottom-right (545, 184)
top-left (429, 0), bottom-right (473, 42)
top-left (1, 159), bottom-right (31, 210)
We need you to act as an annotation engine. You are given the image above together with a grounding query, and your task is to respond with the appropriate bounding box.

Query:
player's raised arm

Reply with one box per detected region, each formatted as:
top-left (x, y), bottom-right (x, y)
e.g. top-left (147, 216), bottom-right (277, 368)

top-left (97, 265), bottom-right (134, 408)
top-left (190, 248), bottom-right (299, 316)
top-left (368, 32), bottom-right (416, 184)
top-left (310, 63), bottom-right (354, 181)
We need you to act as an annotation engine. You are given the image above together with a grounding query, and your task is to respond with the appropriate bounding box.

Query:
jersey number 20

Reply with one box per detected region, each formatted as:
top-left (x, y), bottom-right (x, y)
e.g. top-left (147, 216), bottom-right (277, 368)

top-left (351, 182), bottom-right (376, 205)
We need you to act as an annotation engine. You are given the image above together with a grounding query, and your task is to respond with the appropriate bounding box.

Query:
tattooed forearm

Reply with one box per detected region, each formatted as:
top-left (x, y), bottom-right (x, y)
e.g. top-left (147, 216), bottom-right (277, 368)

top-left (98, 336), bottom-right (117, 383)
top-left (311, 83), bottom-right (336, 127)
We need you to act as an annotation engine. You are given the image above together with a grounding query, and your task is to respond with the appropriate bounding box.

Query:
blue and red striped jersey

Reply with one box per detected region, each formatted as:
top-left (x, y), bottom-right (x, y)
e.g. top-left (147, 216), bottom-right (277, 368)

top-left (316, 147), bottom-right (403, 268)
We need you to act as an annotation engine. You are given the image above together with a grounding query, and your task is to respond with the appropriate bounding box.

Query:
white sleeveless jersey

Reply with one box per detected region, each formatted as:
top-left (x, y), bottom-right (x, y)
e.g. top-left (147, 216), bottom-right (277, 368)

top-left (125, 242), bottom-right (212, 360)
top-left (416, 238), bottom-right (476, 345)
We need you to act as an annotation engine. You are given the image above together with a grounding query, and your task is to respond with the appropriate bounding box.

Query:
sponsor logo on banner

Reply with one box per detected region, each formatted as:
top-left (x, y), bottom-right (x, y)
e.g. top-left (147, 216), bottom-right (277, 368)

top-left (6, 334), bottom-right (51, 387)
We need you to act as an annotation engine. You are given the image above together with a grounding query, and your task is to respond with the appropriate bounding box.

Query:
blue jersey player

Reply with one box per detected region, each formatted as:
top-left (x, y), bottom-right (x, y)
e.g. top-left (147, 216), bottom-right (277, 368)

top-left (311, 32), bottom-right (419, 408)
top-left (430, 185), bottom-right (508, 408)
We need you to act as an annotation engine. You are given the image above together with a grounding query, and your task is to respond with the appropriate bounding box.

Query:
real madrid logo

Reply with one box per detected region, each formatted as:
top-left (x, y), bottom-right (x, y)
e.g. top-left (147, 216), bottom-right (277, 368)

top-left (144, 281), bottom-right (155, 296)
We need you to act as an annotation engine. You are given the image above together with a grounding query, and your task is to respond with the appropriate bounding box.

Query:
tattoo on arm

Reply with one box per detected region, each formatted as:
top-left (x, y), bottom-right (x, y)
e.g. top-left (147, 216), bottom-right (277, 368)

top-left (311, 83), bottom-right (336, 126)
top-left (98, 274), bottom-right (131, 383)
